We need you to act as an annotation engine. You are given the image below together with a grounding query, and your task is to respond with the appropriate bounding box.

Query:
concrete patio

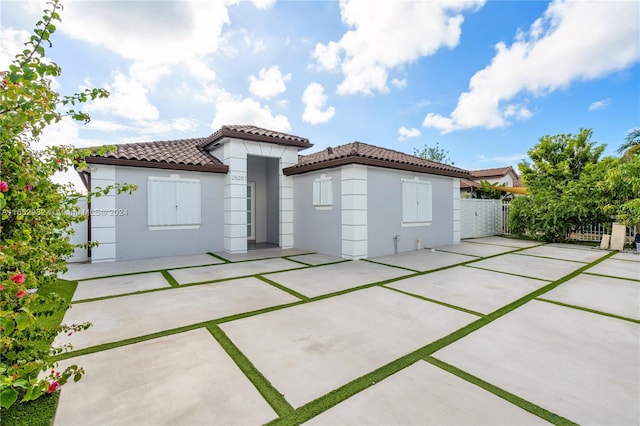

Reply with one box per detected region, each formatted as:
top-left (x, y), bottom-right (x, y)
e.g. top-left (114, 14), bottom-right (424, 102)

top-left (53, 237), bottom-right (639, 425)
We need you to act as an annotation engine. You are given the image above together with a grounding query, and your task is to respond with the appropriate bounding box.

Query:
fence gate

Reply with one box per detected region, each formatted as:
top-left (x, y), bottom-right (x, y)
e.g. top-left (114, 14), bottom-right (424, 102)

top-left (460, 199), bottom-right (503, 239)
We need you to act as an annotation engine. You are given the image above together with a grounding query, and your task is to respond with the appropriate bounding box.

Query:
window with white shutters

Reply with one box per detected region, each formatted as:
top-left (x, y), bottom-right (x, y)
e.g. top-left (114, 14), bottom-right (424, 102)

top-left (148, 176), bottom-right (201, 229)
top-left (402, 178), bottom-right (432, 226)
top-left (313, 175), bottom-right (333, 209)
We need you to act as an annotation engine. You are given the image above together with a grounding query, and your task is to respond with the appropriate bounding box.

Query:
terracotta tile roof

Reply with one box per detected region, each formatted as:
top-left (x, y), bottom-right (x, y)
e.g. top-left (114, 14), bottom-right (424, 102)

top-left (284, 141), bottom-right (470, 178)
top-left (470, 166), bottom-right (515, 179)
top-left (460, 178), bottom-right (481, 189)
top-left (199, 124), bottom-right (312, 149)
top-left (86, 138), bottom-right (229, 173)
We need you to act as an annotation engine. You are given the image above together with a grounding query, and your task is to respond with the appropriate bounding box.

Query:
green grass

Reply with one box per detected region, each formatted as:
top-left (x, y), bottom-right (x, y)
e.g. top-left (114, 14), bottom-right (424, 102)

top-left (36, 279), bottom-right (78, 333)
top-left (0, 393), bottom-right (60, 426)
top-left (536, 297), bottom-right (640, 324)
top-left (207, 325), bottom-right (294, 418)
top-left (0, 279), bottom-right (77, 426)
top-left (160, 270), bottom-right (179, 287)
top-left (424, 357), bottom-right (578, 425)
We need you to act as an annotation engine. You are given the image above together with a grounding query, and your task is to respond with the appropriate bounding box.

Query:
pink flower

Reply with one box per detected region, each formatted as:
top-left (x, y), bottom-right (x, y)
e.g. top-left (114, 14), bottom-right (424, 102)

top-left (0, 181), bottom-right (8, 192)
top-left (0, 284), bottom-right (4, 291)
top-left (46, 380), bottom-right (60, 393)
top-left (9, 274), bottom-right (25, 284)
top-left (16, 289), bottom-right (26, 298)
top-left (25, 183), bottom-right (33, 191)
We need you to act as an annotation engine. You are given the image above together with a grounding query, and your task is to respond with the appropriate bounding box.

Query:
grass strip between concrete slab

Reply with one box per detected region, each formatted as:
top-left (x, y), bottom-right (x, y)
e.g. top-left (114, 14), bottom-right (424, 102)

top-left (267, 251), bottom-right (614, 425)
top-left (536, 297), bottom-right (640, 324)
top-left (464, 265), bottom-right (552, 282)
top-left (282, 256), bottom-right (312, 266)
top-left (256, 275), bottom-right (310, 300)
top-left (513, 252), bottom-right (589, 264)
top-left (362, 258), bottom-right (420, 273)
top-left (583, 272), bottom-right (640, 283)
top-left (72, 267), bottom-right (312, 304)
top-left (207, 252), bottom-right (231, 263)
top-left (160, 270), bottom-right (179, 287)
top-left (424, 357), bottom-right (578, 425)
top-left (382, 285), bottom-right (485, 317)
top-left (207, 325), bottom-right (294, 419)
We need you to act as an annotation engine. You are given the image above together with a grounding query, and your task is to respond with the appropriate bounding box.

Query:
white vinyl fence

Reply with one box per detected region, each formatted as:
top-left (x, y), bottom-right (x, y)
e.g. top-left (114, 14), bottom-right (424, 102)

top-left (460, 199), bottom-right (503, 239)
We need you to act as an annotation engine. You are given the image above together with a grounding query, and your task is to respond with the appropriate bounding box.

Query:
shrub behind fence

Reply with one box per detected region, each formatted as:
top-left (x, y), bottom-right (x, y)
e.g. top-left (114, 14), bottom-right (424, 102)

top-left (500, 201), bottom-right (637, 242)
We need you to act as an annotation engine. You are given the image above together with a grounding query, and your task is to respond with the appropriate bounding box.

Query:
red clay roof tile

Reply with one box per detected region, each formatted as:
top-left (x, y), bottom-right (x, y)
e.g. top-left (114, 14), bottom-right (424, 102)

top-left (199, 125), bottom-right (312, 149)
top-left (284, 141), bottom-right (470, 178)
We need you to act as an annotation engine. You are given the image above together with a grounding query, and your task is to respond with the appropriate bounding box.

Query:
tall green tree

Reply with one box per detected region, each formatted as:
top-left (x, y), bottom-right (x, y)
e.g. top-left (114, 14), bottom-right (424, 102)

top-left (617, 128), bottom-right (640, 159)
top-left (509, 129), bottom-right (608, 242)
top-left (413, 142), bottom-right (454, 165)
top-left (1, 0), bottom-right (135, 409)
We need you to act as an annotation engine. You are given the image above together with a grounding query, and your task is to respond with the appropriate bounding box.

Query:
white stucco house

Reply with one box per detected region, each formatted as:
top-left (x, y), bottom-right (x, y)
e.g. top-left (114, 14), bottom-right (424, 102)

top-left (78, 125), bottom-right (471, 262)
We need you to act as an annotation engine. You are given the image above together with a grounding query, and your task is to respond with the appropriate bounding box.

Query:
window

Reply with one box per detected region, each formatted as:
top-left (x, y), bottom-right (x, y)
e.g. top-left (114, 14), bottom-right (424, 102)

top-left (402, 178), bottom-right (432, 226)
top-left (148, 176), bottom-right (201, 229)
top-left (313, 174), bottom-right (333, 209)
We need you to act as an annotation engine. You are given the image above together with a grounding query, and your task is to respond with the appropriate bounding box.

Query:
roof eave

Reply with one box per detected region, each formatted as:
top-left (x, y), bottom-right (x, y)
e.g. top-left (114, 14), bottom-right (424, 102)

top-left (199, 128), bottom-right (313, 150)
top-left (283, 156), bottom-right (470, 178)
top-left (85, 156), bottom-right (229, 173)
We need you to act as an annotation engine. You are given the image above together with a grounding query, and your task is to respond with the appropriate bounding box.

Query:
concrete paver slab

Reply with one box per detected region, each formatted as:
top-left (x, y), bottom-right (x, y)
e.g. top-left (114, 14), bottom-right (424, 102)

top-left (62, 254), bottom-right (223, 281)
top-left (306, 361), bottom-right (545, 425)
top-left (464, 236), bottom-right (541, 248)
top-left (54, 329), bottom-right (276, 426)
top-left (435, 242), bottom-right (516, 257)
top-left (387, 266), bottom-right (547, 314)
top-left (433, 300), bottom-right (640, 425)
top-left (264, 260), bottom-right (411, 297)
top-left (373, 250), bottom-right (475, 272)
top-left (72, 272), bottom-right (170, 301)
top-left (612, 252), bottom-right (640, 262)
top-left (221, 287), bottom-right (476, 408)
top-left (518, 245), bottom-right (606, 263)
top-left (56, 277), bottom-right (299, 350)
top-left (587, 258), bottom-right (640, 281)
top-left (214, 247), bottom-right (310, 262)
top-left (469, 253), bottom-right (583, 281)
top-left (544, 274), bottom-right (640, 320)
top-left (169, 258), bottom-right (304, 284)
top-left (288, 253), bottom-right (344, 266)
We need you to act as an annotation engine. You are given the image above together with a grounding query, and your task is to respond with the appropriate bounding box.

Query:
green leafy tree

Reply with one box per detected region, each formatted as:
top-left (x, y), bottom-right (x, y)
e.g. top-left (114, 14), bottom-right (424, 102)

top-left (508, 129), bottom-right (608, 242)
top-left (413, 142), bottom-right (455, 165)
top-left (474, 180), bottom-right (506, 199)
top-left (617, 128), bottom-right (640, 159)
top-left (1, 0), bottom-right (135, 409)
top-left (600, 155), bottom-right (640, 230)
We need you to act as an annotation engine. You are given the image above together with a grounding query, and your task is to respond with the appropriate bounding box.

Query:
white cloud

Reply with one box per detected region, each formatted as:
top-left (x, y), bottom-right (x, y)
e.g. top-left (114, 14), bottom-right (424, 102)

top-left (86, 118), bottom-right (198, 136)
top-left (84, 71), bottom-right (159, 121)
top-left (588, 98), bottom-right (611, 111)
top-left (211, 95), bottom-right (291, 132)
top-left (302, 83), bottom-right (335, 125)
top-left (60, 2), bottom-right (232, 64)
top-left (251, 0), bottom-right (276, 10)
top-left (424, 0), bottom-right (640, 133)
top-left (313, 0), bottom-right (484, 95)
top-left (248, 66), bottom-right (291, 99)
top-left (391, 78), bottom-right (407, 89)
top-left (397, 126), bottom-right (421, 141)
top-left (0, 27), bottom-right (30, 69)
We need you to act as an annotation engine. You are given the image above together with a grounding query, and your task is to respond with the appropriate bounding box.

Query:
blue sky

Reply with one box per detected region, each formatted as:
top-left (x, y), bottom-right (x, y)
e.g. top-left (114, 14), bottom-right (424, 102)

top-left (2, 0), bottom-right (639, 182)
